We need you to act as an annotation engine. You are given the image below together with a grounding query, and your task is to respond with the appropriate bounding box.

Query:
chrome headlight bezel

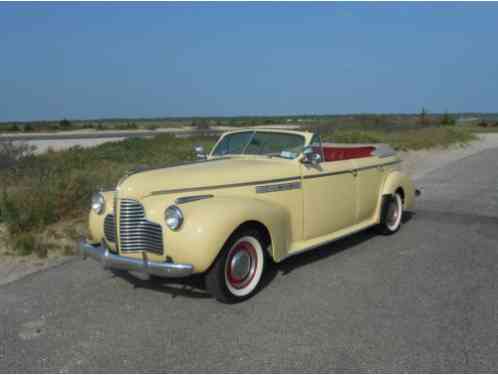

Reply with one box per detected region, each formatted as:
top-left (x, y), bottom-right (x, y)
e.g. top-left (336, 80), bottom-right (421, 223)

top-left (165, 205), bottom-right (183, 231)
top-left (91, 192), bottom-right (106, 215)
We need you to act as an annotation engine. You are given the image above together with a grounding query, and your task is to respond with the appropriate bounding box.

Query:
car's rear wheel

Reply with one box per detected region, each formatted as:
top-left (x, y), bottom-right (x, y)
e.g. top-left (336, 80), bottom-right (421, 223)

top-left (378, 192), bottom-right (403, 234)
top-left (206, 229), bottom-right (266, 303)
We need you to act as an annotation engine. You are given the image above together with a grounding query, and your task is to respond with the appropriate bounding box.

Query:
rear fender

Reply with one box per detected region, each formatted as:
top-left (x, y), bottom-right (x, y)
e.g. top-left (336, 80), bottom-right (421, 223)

top-left (380, 171), bottom-right (416, 212)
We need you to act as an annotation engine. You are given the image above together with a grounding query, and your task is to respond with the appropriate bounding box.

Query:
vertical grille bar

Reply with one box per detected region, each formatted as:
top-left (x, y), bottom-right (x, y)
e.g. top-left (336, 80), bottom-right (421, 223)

top-left (118, 199), bottom-right (164, 254)
top-left (103, 214), bottom-right (116, 243)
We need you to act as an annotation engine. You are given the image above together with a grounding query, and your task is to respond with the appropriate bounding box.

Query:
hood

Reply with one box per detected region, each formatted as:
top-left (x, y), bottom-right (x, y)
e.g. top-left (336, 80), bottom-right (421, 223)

top-left (117, 157), bottom-right (301, 199)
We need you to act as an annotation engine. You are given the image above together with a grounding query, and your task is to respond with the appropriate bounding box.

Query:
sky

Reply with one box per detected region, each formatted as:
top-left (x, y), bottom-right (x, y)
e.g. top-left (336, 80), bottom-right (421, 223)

top-left (1, 2), bottom-right (497, 122)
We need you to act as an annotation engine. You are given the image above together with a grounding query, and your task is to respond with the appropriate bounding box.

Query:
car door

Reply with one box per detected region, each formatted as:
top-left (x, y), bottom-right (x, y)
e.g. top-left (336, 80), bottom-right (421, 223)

top-left (352, 157), bottom-right (385, 223)
top-left (301, 140), bottom-right (357, 240)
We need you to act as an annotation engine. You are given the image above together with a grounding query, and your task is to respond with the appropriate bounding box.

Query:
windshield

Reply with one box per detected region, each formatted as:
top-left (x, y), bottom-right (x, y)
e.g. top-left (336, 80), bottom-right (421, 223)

top-left (211, 131), bottom-right (305, 159)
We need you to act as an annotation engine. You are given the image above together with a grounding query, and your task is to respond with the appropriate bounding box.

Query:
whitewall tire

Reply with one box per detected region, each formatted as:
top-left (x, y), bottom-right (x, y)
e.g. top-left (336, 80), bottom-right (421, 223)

top-left (379, 192), bottom-right (403, 234)
top-left (206, 229), bottom-right (266, 303)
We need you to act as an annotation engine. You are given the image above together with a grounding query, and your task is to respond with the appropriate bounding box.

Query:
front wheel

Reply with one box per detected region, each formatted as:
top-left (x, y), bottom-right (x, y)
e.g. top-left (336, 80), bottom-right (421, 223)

top-left (205, 229), bottom-right (266, 303)
top-left (378, 192), bottom-right (403, 235)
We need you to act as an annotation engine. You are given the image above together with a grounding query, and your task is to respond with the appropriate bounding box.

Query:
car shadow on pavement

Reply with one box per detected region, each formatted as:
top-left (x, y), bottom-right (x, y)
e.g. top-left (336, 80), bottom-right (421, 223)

top-left (112, 211), bottom-right (415, 301)
top-left (110, 269), bottom-right (211, 299)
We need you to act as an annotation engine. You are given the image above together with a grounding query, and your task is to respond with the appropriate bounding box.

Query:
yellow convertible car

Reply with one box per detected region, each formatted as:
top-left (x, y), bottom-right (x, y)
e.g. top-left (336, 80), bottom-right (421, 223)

top-left (80, 129), bottom-right (417, 302)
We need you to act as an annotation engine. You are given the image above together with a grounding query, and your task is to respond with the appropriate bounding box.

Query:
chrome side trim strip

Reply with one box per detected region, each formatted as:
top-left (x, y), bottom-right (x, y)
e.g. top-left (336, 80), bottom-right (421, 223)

top-left (175, 194), bottom-right (214, 204)
top-left (355, 160), bottom-right (401, 172)
top-left (256, 181), bottom-right (301, 194)
top-left (303, 170), bottom-right (351, 179)
top-left (304, 160), bottom-right (400, 180)
top-left (149, 176), bottom-right (302, 196)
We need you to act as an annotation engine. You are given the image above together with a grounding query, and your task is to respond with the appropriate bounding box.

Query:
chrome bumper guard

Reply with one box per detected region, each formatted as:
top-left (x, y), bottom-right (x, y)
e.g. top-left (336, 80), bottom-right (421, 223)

top-left (79, 240), bottom-right (194, 278)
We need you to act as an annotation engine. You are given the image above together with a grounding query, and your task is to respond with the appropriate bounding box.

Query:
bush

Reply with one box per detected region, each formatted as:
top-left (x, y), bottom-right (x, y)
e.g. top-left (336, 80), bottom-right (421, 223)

top-left (440, 112), bottom-right (456, 126)
top-left (192, 118), bottom-right (210, 130)
top-left (59, 119), bottom-right (72, 129)
top-left (0, 140), bottom-right (36, 170)
top-left (322, 127), bottom-right (475, 151)
top-left (3, 124), bottom-right (21, 132)
top-left (477, 120), bottom-right (488, 128)
top-left (0, 135), bottom-right (216, 244)
top-left (13, 233), bottom-right (36, 256)
top-left (23, 124), bottom-right (35, 132)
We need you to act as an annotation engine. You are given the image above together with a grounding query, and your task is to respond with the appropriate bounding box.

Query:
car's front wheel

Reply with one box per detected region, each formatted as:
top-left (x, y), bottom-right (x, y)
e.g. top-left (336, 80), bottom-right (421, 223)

top-left (378, 192), bottom-right (403, 234)
top-left (206, 229), bottom-right (266, 303)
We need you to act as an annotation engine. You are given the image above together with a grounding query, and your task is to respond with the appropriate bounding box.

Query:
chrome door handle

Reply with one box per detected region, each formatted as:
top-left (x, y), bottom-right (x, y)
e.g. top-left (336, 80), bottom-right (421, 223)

top-left (351, 170), bottom-right (358, 177)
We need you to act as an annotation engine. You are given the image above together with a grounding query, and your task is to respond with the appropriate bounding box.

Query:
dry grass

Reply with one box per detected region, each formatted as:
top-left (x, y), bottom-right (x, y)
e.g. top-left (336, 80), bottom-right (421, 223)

top-left (0, 134), bottom-right (215, 257)
top-left (320, 127), bottom-right (476, 151)
top-left (0, 127), bottom-right (476, 258)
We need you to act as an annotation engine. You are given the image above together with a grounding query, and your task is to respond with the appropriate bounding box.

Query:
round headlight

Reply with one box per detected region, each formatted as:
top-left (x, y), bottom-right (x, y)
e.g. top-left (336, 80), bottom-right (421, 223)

top-left (165, 205), bottom-right (183, 231)
top-left (91, 192), bottom-right (106, 215)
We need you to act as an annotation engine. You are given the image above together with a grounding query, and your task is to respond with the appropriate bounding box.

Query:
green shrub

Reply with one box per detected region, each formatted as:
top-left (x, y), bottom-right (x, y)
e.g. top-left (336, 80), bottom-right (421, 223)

top-left (13, 233), bottom-right (36, 256)
top-left (0, 135), bottom-right (216, 244)
top-left (59, 119), bottom-right (72, 129)
top-left (322, 127), bottom-right (475, 151)
top-left (440, 112), bottom-right (456, 126)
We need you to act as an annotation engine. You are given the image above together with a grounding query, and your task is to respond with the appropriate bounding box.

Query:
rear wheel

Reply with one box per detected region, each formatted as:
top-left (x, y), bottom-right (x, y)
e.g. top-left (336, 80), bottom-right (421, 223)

top-left (206, 229), bottom-right (266, 303)
top-left (378, 192), bottom-right (403, 234)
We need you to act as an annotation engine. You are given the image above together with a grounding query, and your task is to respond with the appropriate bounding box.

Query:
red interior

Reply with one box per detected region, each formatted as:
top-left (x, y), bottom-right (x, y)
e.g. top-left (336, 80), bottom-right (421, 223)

top-left (313, 146), bottom-right (375, 162)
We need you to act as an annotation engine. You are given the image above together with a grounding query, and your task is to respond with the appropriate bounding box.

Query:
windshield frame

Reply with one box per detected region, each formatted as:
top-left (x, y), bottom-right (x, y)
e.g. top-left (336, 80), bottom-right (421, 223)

top-left (209, 130), bottom-right (307, 160)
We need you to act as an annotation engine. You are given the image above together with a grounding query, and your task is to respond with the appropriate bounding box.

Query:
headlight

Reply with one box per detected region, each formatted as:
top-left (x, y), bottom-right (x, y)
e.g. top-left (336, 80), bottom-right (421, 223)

top-left (91, 192), bottom-right (106, 215)
top-left (165, 205), bottom-right (183, 231)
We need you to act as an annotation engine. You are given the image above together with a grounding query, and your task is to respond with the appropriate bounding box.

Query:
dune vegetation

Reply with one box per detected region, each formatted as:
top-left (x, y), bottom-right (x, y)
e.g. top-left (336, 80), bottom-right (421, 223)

top-left (0, 125), bottom-right (475, 257)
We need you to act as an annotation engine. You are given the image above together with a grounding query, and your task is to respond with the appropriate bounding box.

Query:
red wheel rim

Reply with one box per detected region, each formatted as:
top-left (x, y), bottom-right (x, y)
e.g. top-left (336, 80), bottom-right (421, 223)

top-left (226, 240), bottom-right (258, 289)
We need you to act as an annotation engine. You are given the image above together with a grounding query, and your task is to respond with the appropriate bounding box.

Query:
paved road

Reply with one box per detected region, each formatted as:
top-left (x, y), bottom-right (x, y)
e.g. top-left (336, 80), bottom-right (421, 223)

top-left (1, 148), bottom-right (497, 372)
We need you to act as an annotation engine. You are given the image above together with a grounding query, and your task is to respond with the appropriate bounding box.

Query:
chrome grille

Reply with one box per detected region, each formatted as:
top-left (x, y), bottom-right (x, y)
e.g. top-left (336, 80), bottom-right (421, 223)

top-left (103, 214), bottom-right (116, 243)
top-left (119, 199), bottom-right (164, 254)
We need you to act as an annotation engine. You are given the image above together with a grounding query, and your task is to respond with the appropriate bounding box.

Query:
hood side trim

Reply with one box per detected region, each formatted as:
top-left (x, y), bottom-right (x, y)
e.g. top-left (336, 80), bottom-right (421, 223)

top-left (149, 176), bottom-right (301, 197)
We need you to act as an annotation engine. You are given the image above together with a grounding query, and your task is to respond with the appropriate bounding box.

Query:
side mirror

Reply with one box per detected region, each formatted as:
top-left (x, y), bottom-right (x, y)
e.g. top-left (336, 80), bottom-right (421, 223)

top-left (194, 145), bottom-right (207, 160)
top-left (302, 146), bottom-right (322, 165)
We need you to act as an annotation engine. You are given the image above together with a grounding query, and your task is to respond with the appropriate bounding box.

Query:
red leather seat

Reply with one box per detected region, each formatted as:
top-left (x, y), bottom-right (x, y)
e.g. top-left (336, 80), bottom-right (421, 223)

top-left (319, 146), bottom-right (374, 162)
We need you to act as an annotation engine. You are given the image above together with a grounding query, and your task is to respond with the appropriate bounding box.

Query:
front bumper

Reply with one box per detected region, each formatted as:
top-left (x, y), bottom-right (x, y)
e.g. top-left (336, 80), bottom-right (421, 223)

top-left (79, 240), bottom-right (194, 278)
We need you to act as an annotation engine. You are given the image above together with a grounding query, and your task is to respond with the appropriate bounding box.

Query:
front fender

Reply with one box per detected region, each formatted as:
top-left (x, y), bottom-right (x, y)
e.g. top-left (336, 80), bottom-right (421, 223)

top-left (160, 196), bottom-right (291, 273)
top-left (380, 171), bottom-right (415, 210)
top-left (88, 191), bottom-right (115, 244)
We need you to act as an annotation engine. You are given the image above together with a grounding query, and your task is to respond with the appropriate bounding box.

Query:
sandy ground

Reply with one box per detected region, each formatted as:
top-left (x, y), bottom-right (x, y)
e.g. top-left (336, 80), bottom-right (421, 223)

top-left (398, 133), bottom-right (498, 180)
top-left (24, 137), bottom-right (127, 154)
top-left (3, 124), bottom-right (301, 154)
top-left (1, 133), bottom-right (498, 287)
top-left (0, 124), bottom-right (300, 138)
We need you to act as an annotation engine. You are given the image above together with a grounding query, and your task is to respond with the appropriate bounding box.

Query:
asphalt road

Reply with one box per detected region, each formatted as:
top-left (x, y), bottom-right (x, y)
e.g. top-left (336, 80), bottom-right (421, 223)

top-left (1, 147), bottom-right (497, 372)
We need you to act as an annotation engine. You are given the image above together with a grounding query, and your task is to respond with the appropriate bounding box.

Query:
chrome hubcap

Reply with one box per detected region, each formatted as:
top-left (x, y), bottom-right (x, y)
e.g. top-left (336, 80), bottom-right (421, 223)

top-left (226, 240), bottom-right (258, 289)
top-left (230, 251), bottom-right (251, 281)
top-left (386, 199), bottom-right (399, 227)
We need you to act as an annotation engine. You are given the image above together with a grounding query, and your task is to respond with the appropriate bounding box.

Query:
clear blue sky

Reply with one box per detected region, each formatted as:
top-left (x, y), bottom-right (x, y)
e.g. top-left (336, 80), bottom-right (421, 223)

top-left (1, 2), bottom-right (497, 121)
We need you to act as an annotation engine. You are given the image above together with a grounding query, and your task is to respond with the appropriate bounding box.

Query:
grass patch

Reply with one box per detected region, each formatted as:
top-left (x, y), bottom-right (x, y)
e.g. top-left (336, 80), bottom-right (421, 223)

top-left (0, 134), bottom-right (215, 255)
top-left (0, 127), bottom-right (476, 257)
top-left (320, 127), bottom-right (476, 151)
